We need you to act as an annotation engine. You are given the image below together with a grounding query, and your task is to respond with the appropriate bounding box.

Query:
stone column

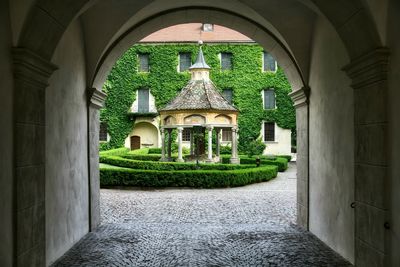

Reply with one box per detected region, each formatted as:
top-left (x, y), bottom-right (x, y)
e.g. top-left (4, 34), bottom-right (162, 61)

top-left (167, 128), bottom-right (172, 161)
top-left (87, 88), bottom-right (107, 232)
top-left (216, 128), bottom-right (221, 157)
top-left (206, 126), bottom-right (213, 162)
top-left (190, 128), bottom-right (194, 156)
top-left (230, 126), bottom-right (240, 164)
top-left (160, 128), bottom-right (166, 161)
top-left (12, 48), bottom-right (58, 266)
top-left (289, 86), bottom-right (310, 230)
top-left (343, 48), bottom-right (389, 266)
top-left (177, 127), bottom-right (184, 162)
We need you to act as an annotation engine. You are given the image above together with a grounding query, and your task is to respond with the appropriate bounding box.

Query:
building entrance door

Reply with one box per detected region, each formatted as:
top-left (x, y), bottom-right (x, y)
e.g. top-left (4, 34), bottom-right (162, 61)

top-left (130, 135), bottom-right (141, 150)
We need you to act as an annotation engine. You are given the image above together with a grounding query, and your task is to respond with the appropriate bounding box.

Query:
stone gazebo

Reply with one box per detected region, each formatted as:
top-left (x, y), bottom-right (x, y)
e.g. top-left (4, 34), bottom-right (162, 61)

top-left (159, 44), bottom-right (240, 164)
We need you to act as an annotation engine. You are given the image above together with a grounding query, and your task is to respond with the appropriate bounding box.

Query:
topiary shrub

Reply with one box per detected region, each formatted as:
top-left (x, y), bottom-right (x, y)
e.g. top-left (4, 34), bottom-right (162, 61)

top-left (242, 137), bottom-right (266, 157)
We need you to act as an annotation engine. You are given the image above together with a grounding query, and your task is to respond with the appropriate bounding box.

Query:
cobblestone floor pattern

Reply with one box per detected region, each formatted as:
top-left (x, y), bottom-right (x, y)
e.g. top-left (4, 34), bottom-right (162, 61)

top-left (53, 163), bottom-right (351, 266)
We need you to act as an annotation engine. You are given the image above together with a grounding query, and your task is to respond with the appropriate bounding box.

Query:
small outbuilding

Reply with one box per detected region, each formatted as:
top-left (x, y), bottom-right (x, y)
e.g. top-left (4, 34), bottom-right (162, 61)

top-left (159, 43), bottom-right (240, 163)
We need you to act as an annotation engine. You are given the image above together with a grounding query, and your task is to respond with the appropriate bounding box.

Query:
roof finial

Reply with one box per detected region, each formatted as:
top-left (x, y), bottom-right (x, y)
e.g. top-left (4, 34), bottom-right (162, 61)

top-left (189, 40), bottom-right (210, 70)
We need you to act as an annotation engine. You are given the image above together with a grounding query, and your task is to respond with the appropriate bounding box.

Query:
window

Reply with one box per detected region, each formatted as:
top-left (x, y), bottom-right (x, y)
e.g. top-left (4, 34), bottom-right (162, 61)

top-left (137, 88), bottom-right (150, 113)
top-left (220, 52), bottom-right (232, 71)
top-left (99, 122), bottom-right (108, 141)
top-left (179, 52), bottom-right (191, 72)
top-left (138, 53), bottom-right (149, 72)
top-left (182, 128), bottom-right (191, 142)
top-left (222, 128), bottom-right (232, 141)
top-left (263, 52), bottom-right (276, 72)
top-left (222, 88), bottom-right (233, 104)
top-left (202, 23), bottom-right (214, 32)
top-left (263, 89), bottom-right (275, 109)
top-left (264, 122), bottom-right (275, 142)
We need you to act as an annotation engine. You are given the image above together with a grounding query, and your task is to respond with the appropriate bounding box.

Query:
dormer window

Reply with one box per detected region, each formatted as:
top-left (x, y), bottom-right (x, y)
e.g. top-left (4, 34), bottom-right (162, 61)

top-left (202, 23), bottom-right (214, 32)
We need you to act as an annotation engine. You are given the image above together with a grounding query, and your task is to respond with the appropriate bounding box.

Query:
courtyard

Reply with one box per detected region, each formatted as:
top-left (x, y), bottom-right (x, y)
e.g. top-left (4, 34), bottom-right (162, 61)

top-left (53, 163), bottom-right (350, 266)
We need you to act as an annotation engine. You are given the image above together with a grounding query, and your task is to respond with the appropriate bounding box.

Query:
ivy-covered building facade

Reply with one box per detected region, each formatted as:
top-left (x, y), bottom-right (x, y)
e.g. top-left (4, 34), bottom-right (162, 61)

top-left (100, 23), bottom-right (295, 156)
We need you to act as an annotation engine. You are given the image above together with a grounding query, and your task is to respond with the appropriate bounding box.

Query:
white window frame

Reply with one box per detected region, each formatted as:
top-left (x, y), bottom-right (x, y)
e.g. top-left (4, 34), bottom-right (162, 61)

top-left (262, 51), bottom-right (277, 73)
top-left (261, 88), bottom-right (276, 110)
top-left (261, 121), bottom-right (277, 143)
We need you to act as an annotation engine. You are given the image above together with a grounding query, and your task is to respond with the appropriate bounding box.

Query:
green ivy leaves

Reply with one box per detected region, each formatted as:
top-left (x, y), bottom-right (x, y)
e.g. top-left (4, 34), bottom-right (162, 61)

top-left (101, 43), bottom-right (295, 150)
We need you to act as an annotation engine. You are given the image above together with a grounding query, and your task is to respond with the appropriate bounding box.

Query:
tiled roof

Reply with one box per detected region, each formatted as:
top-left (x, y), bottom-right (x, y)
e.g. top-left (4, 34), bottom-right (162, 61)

top-left (160, 80), bottom-right (238, 111)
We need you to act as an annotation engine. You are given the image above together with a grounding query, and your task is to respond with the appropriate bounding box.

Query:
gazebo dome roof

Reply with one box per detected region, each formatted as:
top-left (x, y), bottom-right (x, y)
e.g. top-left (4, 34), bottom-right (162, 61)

top-left (160, 44), bottom-right (237, 112)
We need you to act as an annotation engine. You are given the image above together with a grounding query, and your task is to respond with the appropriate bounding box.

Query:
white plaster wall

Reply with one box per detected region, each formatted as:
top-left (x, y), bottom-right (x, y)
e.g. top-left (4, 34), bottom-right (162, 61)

top-left (387, 1), bottom-right (400, 265)
top-left (308, 16), bottom-right (355, 263)
top-left (0, 2), bottom-right (14, 266)
top-left (261, 124), bottom-right (292, 155)
top-left (124, 119), bottom-right (159, 149)
top-left (46, 20), bottom-right (89, 265)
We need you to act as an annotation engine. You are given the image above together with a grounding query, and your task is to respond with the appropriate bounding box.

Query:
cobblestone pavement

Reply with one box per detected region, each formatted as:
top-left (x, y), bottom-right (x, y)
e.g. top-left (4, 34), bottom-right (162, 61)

top-left (53, 163), bottom-right (351, 266)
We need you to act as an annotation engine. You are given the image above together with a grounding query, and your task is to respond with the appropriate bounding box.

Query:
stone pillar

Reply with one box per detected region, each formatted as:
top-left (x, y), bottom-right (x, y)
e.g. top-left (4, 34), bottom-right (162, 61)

top-left (160, 128), bottom-right (166, 161)
top-left (289, 86), bottom-right (310, 230)
top-left (230, 126), bottom-right (240, 164)
top-left (12, 48), bottom-right (58, 266)
top-left (190, 128), bottom-right (194, 156)
top-left (177, 127), bottom-right (184, 162)
top-left (87, 88), bottom-right (107, 232)
top-left (167, 128), bottom-right (172, 161)
top-left (216, 128), bottom-right (221, 157)
top-left (343, 48), bottom-right (389, 266)
top-left (206, 126), bottom-right (213, 162)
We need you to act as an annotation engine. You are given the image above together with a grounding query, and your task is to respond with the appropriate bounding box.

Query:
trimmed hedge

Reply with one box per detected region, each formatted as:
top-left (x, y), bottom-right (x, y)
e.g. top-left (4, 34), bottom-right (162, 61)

top-left (277, 155), bottom-right (292, 161)
top-left (100, 165), bottom-right (278, 188)
top-left (99, 147), bottom-right (129, 157)
top-left (100, 155), bottom-right (255, 171)
top-left (122, 154), bottom-right (166, 161)
top-left (148, 148), bottom-right (162, 154)
top-left (220, 155), bottom-right (288, 171)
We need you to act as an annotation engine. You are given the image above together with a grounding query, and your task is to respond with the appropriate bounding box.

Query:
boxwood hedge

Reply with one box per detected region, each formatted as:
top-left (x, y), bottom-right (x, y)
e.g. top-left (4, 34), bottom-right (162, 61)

top-left (100, 165), bottom-right (278, 188)
top-left (220, 155), bottom-right (288, 171)
top-left (100, 155), bottom-right (255, 171)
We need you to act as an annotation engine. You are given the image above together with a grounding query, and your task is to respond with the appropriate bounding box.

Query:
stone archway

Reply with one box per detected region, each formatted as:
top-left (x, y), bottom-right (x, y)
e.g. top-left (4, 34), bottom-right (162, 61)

top-left (9, 0), bottom-right (391, 266)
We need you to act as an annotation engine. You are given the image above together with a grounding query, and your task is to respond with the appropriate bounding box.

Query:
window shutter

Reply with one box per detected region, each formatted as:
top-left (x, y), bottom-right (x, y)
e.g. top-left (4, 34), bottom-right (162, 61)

top-left (138, 89), bottom-right (150, 113)
top-left (138, 54), bottom-right (149, 72)
top-left (221, 53), bottom-right (232, 70)
top-left (179, 53), bottom-right (191, 72)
